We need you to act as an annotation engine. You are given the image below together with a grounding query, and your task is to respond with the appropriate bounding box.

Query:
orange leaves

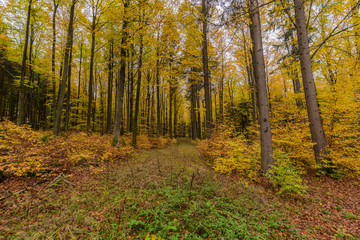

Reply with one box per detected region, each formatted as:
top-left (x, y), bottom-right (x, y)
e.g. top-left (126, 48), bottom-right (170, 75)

top-left (0, 120), bottom-right (173, 178)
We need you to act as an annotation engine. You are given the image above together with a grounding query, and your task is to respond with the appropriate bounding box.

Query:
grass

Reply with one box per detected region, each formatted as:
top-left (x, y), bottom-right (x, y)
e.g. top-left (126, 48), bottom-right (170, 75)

top-left (1, 140), bottom-right (302, 239)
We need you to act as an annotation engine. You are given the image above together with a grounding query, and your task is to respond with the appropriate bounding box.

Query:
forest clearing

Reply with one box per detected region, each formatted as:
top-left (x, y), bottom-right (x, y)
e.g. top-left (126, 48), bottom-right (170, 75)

top-left (1, 0), bottom-right (360, 238)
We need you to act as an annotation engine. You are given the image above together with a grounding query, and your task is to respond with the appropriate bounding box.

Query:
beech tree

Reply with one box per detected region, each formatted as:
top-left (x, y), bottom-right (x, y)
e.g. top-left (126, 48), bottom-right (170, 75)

top-left (53, 0), bottom-right (76, 136)
top-left (112, 0), bottom-right (130, 146)
top-left (16, 0), bottom-right (32, 126)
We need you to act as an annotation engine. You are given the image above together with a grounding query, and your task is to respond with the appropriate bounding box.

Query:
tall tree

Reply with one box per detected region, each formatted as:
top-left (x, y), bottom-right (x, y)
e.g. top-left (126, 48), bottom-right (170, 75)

top-left (201, 0), bottom-right (213, 139)
top-left (132, 25), bottom-right (143, 147)
top-left (106, 40), bottom-right (113, 133)
top-left (53, 0), bottom-right (76, 136)
top-left (249, 0), bottom-right (274, 172)
top-left (113, 0), bottom-right (130, 146)
top-left (17, 0), bottom-right (32, 125)
top-left (294, 0), bottom-right (327, 164)
top-left (51, 0), bottom-right (59, 125)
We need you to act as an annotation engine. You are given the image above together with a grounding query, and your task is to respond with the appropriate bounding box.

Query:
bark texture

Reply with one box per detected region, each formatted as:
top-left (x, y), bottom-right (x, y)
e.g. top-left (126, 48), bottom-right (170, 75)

top-left (294, 0), bottom-right (327, 164)
top-left (53, 0), bottom-right (76, 136)
top-left (17, 0), bottom-right (32, 125)
top-left (249, 0), bottom-right (274, 171)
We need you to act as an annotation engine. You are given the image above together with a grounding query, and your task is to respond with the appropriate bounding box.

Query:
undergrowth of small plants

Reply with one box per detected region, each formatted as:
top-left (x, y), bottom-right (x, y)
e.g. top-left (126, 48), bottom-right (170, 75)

top-left (197, 124), bottom-right (360, 196)
top-left (0, 120), bottom-right (173, 181)
top-left (0, 143), bottom-right (302, 239)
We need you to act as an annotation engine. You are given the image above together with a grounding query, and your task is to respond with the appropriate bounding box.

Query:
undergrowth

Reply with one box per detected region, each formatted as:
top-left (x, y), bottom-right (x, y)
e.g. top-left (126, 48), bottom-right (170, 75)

top-left (0, 120), bottom-right (173, 178)
top-left (0, 147), bottom-right (301, 239)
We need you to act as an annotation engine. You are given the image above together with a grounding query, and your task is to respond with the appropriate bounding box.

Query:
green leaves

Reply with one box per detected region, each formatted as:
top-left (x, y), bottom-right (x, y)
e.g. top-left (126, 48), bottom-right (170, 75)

top-left (267, 152), bottom-right (307, 195)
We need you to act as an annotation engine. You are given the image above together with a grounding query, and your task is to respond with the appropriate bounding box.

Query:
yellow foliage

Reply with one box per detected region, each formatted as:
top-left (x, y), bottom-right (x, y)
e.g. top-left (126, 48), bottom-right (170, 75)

top-left (197, 125), bottom-right (260, 176)
top-left (0, 120), bottom-right (173, 177)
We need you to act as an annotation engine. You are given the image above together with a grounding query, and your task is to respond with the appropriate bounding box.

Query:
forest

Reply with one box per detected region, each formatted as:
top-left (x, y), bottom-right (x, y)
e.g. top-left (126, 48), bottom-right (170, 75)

top-left (0, 0), bottom-right (360, 238)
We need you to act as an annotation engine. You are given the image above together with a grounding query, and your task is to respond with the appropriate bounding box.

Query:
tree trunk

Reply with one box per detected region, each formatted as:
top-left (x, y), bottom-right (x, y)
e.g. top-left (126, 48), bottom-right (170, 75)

top-left (156, 45), bottom-right (161, 137)
top-left (87, 15), bottom-right (96, 132)
top-left (219, 58), bottom-right (224, 123)
top-left (51, 0), bottom-right (58, 125)
top-left (249, 0), bottom-right (274, 172)
top-left (129, 45), bottom-right (135, 132)
top-left (146, 72), bottom-right (151, 134)
top-left (169, 81), bottom-right (173, 139)
top-left (107, 41), bottom-right (113, 133)
top-left (132, 32), bottom-right (143, 147)
top-left (294, 0), bottom-right (327, 164)
top-left (201, 0), bottom-right (213, 139)
top-left (17, 0), bottom-right (32, 125)
top-left (173, 86), bottom-right (178, 138)
top-left (53, 0), bottom-right (76, 136)
top-left (190, 77), bottom-right (197, 140)
top-left (289, 40), bottom-right (303, 107)
top-left (65, 44), bottom-right (73, 131)
top-left (77, 42), bottom-right (83, 122)
top-left (113, 0), bottom-right (129, 146)
top-left (196, 94), bottom-right (201, 139)
top-left (28, 25), bottom-right (34, 126)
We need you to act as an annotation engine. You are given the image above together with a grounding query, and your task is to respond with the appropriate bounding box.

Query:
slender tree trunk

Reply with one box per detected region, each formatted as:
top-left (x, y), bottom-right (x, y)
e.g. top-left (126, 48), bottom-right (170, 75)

top-left (201, 0), bottom-right (213, 139)
top-left (146, 72), bottom-right (151, 134)
top-left (99, 74), bottom-right (105, 132)
top-left (289, 40), bottom-right (303, 107)
top-left (17, 0), bottom-right (32, 125)
top-left (353, 4), bottom-right (360, 57)
top-left (77, 42), bottom-right (83, 122)
top-left (51, 1), bottom-right (58, 125)
top-left (113, 0), bottom-right (129, 146)
top-left (92, 72), bottom-right (96, 131)
top-left (219, 59), bottom-right (224, 123)
top-left (190, 77), bottom-right (197, 140)
top-left (173, 87), bottom-right (177, 138)
top-left (107, 41), bottom-right (113, 133)
top-left (151, 85), bottom-right (155, 134)
top-left (243, 30), bottom-right (257, 126)
top-left (132, 32), bottom-right (143, 147)
top-left (169, 81), bottom-right (173, 139)
top-left (65, 44), bottom-right (73, 131)
top-left (294, 0), bottom-right (327, 164)
top-left (196, 94), bottom-right (201, 139)
top-left (129, 46), bottom-right (135, 132)
top-left (156, 46), bottom-right (161, 137)
top-left (87, 15), bottom-right (96, 132)
top-left (249, 0), bottom-right (274, 172)
top-left (53, 0), bottom-right (76, 136)
top-left (28, 25), bottom-right (34, 126)
top-left (126, 48), bottom-right (131, 132)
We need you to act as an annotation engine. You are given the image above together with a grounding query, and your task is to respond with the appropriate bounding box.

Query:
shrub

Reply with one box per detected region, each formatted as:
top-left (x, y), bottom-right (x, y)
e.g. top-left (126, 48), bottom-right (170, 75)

top-left (267, 152), bottom-right (307, 195)
top-left (198, 125), bottom-right (260, 177)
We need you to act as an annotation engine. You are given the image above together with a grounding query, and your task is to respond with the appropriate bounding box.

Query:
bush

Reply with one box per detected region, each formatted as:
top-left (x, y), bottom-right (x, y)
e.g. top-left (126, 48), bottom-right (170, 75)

top-left (197, 125), bottom-right (260, 177)
top-left (267, 152), bottom-right (307, 195)
top-left (0, 120), bottom-right (173, 178)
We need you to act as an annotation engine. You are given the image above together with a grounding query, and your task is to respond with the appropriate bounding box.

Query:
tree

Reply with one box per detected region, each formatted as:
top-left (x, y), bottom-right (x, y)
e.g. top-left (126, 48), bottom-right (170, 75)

top-left (249, 0), bottom-right (274, 172)
top-left (293, 0), bottom-right (327, 164)
top-left (201, 0), bottom-right (213, 139)
top-left (53, 0), bottom-right (76, 136)
top-left (17, 0), bottom-right (32, 125)
top-left (113, 0), bottom-right (130, 146)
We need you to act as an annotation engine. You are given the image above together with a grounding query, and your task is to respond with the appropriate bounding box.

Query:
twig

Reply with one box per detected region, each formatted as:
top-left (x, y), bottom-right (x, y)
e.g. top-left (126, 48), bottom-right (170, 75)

top-left (47, 173), bottom-right (76, 188)
top-left (47, 173), bottom-right (65, 188)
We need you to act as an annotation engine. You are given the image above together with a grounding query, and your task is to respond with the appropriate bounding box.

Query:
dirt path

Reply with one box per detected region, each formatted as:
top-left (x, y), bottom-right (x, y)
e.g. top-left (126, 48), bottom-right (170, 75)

top-left (1, 140), bottom-right (301, 239)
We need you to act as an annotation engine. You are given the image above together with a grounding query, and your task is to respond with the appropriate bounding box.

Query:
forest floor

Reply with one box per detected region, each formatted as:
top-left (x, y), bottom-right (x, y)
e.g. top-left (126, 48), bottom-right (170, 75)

top-left (1, 139), bottom-right (359, 239)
